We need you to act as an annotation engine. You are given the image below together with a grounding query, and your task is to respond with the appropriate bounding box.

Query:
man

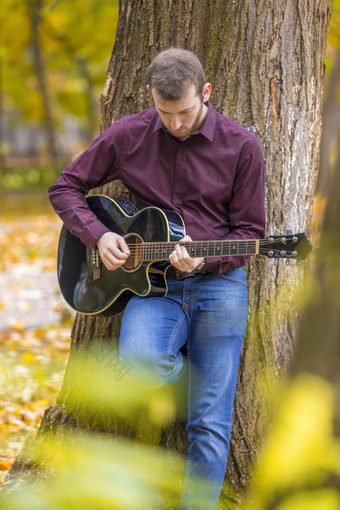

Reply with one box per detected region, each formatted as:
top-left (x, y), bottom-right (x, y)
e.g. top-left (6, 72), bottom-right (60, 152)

top-left (49, 48), bottom-right (265, 509)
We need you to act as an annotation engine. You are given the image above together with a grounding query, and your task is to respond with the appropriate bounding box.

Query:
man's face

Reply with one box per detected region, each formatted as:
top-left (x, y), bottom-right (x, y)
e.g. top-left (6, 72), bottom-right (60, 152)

top-left (150, 84), bottom-right (211, 140)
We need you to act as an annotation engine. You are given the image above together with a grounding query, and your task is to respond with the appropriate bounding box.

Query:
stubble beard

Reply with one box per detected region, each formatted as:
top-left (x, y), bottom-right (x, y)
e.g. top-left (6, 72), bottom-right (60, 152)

top-left (170, 101), bottom-right (204, 140)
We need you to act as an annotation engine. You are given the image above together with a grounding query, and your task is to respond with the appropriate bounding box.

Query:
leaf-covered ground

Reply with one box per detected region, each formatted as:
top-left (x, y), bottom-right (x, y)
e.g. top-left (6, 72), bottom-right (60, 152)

top-left (0, 192), bottom-right (73, 483)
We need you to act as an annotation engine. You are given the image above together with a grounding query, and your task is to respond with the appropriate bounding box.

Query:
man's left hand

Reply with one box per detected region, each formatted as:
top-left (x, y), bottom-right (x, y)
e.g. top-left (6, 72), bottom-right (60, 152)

top-left (169, 235), bottom-right (205, 273)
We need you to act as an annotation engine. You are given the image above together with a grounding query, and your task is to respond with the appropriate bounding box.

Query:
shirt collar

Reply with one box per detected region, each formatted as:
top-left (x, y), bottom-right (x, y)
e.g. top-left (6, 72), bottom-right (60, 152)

top-left (152, 101), bottom-right (216, 142)
top-left (198, 101), bottom-right (216, 142)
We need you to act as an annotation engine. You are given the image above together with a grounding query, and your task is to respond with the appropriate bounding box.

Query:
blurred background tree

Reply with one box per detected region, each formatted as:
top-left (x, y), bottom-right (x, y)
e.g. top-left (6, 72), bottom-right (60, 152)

top-left (0, 0), bottom-right (339, 188)
top-left (317, 0), bottom-right (340, 196)
top-left (0, 0), bottom-right (118, 166)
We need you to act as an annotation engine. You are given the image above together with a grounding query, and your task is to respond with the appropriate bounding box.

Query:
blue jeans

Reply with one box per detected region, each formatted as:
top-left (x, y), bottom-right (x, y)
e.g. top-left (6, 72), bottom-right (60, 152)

top-left (119, 267), bottom-right (248, 509)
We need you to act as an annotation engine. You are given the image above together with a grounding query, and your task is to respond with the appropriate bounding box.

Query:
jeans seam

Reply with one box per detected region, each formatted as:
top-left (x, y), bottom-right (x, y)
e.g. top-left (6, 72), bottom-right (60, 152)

top-left (186, 333), bottom-right (192, 465)
top-left (183, 278), bottom-right (199, 308)
top-left (167, 312), bottom-right (186, 357)
top-left (217, 275), bottom-right (247, 285)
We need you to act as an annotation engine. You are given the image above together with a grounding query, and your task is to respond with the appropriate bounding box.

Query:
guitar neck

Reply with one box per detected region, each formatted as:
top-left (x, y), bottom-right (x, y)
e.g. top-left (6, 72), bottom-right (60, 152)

top-left (141, 239), bottom-right (259, 261)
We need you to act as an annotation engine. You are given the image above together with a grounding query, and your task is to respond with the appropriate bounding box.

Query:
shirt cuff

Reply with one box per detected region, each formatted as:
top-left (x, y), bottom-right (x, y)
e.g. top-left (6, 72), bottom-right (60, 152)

top-left (84, 224), bottom-right (111, 249)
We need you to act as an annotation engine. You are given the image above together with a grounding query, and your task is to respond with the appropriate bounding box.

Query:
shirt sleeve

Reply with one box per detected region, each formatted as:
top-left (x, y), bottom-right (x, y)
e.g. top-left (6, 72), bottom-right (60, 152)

top-left (48, 123), bottom-right (124, 248)
top-left (204, 135), bottom-right (266, 274)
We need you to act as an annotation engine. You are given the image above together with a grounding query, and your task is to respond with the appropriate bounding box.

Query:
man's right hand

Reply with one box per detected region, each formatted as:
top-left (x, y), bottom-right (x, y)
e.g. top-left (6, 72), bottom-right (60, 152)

top-left (96, 232), bottom-right (130, 270)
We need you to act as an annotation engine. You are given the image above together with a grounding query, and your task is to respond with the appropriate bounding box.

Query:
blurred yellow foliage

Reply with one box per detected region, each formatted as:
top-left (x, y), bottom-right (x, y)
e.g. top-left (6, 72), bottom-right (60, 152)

top-left (246, 374), bottom-right (340, 509)
top-left (311, 193), bottom-right (327, 249)
top-left (0, 459), bottom-right (11, 472)
top-left (275, 490), bottom-right (339, 510)
top-left (21, 352), bottom-right (38, 364)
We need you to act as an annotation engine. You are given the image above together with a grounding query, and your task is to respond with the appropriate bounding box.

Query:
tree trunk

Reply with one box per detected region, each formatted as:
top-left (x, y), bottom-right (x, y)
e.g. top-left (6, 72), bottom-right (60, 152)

top-left (28, 0), bottom-right (58, 163)
top-left (2, 0), bottom-right (330, 505)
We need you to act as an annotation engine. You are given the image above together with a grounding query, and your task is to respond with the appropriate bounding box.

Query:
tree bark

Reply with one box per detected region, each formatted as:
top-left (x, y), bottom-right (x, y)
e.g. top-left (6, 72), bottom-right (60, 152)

top-left (2, 0), bottom-right (331, 505)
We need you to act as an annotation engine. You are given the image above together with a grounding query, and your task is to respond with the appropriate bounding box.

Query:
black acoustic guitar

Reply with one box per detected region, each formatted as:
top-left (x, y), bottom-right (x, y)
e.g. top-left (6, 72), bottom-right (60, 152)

top-left (57, 194), bottom-right (313, 316)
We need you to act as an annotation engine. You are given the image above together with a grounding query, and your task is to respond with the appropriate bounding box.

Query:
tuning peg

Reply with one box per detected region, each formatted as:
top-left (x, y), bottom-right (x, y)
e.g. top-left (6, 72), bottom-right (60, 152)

top-left (285, 229), bottom-right (293, 235)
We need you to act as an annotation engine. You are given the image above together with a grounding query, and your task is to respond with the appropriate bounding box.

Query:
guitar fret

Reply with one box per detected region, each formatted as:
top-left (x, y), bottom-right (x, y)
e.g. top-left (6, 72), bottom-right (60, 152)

top-left (141, 240), bottom-right (258, 260)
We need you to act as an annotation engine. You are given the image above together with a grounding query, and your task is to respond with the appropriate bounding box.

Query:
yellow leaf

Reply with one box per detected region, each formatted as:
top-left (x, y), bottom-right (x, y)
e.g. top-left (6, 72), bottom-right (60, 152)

top-left (0, 459), bottom-right (11, 471)
top-left (34, 329), bottom-right (44, 338)
top-left (21, 352), bottom-right (37, 364)
top-left (30, 399), bottom-right (49, 409)
top-left (9, 319), bottom-right (25, 330)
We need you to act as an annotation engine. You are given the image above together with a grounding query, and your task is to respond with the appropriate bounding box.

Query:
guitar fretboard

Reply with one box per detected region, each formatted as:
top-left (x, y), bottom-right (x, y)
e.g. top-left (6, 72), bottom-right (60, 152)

top-left (141, 239), bottom-right (259, 261)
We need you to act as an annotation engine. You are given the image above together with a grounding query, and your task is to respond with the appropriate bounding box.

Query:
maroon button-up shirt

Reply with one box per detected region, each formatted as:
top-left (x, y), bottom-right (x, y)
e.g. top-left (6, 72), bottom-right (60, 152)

top-left (49, 102), bottom-right (265, 274)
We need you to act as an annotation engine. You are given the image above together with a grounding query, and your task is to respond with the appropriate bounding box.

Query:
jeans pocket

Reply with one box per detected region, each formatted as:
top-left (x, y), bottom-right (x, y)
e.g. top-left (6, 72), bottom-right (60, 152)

top-left (217, 268), bottom-right (247, 286)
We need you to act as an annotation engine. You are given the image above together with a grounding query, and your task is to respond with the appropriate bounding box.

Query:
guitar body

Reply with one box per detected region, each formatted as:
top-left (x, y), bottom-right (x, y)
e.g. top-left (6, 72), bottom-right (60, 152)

top-left (57, 195), bottom-right (185, 316)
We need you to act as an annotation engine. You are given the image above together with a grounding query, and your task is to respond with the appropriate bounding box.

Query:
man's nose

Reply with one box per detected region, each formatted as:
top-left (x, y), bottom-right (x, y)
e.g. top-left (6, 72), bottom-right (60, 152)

top-left (170, 116), bottom-right (182, 130)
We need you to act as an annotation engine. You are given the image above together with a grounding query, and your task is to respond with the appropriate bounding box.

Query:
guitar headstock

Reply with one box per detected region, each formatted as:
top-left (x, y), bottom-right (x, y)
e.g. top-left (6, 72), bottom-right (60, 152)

top-left (260, 232), bottom-right (313, 260)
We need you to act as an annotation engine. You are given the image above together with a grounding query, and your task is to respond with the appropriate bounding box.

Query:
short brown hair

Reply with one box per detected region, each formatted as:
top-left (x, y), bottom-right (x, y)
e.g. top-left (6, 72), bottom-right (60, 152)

top-left (147, 48), bottom-right (206, 101)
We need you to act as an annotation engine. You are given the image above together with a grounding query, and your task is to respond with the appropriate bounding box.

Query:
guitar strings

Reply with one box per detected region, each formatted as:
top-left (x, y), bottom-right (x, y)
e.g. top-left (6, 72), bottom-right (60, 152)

top-left (107, 241), bottom-right (296, 252)
top-left (111, 240), bottom-right (295, 251)
top-left (94, 239), bottom-right (298, 259)
top-left (109, 239), bottom-right (291, 250)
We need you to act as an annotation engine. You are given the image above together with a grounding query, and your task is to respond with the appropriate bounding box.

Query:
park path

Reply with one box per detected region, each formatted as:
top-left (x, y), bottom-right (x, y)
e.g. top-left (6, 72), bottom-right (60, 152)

top-left (0, 194), bottom-right (73, 481)
top-left (0, 195), bottom-right (74, 330)
top-left (0, 263), bottom-right (61, 330)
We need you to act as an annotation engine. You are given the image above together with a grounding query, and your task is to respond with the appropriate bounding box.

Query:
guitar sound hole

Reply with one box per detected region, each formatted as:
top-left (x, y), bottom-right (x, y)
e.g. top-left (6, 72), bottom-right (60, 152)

top-left (123, 235), bottom-right (142, 271)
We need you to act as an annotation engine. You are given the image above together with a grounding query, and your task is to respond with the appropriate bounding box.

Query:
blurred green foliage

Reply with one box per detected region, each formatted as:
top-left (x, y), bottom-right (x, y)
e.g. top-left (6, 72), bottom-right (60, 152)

top-left (327, 0), bottom-right (340, 59)
top-left (4, 434), bottom-right (187, 509)
top-left (0, 166), bottom-right (63, 190)
top-left (2, 361), bottom-right (340, 509)
top-left (0, 0), bottom-right (119, 140)
top-left (244, 374), bottom-right (340, 510)
top-left (1, 350), bottom-right (214, 510)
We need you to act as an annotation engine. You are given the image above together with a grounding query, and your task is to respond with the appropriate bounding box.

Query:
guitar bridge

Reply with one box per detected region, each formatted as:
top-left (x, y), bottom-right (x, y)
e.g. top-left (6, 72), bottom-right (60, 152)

top-left (91, 249), bottom-right (102, 280)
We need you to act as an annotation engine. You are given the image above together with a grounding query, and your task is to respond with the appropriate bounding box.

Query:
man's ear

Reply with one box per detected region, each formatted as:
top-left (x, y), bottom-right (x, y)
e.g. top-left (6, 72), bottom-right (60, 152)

top-left (202, 83), bottom-right (212, 103)
top-left (147, 85), bottom-right (154, 105)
